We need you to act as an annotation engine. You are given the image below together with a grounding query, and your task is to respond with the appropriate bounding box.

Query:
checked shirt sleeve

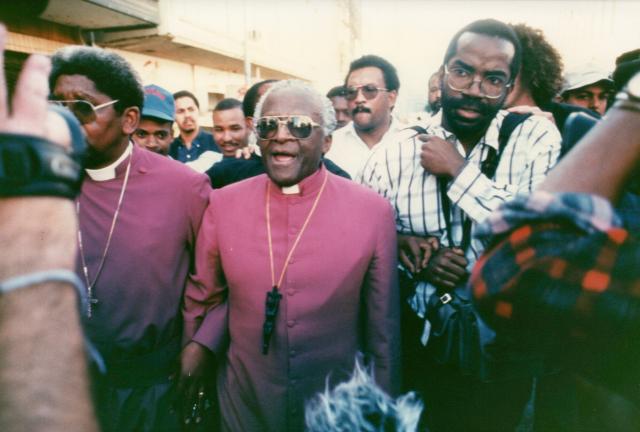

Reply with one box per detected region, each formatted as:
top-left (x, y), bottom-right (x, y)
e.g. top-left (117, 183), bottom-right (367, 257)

top-left (470, 192), bottom-right (640, 404)
top-left (448, 116), bottom-right (561, 223)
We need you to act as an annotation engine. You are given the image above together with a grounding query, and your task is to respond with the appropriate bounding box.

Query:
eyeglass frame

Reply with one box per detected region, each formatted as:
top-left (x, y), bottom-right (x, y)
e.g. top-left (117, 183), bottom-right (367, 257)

top-left (254, 115), bottom-right (322, 140)
top-left (443, 64), bottom-right (512, 99)
top-left (344, 84), bottom-right (390, 101)
top-left (48, 99), bottom-right (120, 124)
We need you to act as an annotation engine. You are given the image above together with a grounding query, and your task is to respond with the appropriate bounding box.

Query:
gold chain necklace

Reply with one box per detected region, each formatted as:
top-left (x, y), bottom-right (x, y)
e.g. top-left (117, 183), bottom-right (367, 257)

top-left (77, 153), bottom-right (132, 318)
top-left (262, 170), bottom-right (329, 354)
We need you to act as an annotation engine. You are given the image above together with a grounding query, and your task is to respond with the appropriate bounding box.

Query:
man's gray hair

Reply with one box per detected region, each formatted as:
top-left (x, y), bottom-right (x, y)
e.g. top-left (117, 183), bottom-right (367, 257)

top-left (253, 80), bottom-right (337, 136)
top-left (305, 361), bottom-right (423, 432)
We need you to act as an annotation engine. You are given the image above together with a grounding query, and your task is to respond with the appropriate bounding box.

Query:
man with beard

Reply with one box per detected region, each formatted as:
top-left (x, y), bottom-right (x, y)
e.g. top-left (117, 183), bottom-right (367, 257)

top-left (327, 55), bottom-right (403, 179)
top-left (49, 46), bottom-right (212, 432)
top-left (360, 19), bottom-right (561, 431)
top-left (184, 80), bottom-right (400, 431)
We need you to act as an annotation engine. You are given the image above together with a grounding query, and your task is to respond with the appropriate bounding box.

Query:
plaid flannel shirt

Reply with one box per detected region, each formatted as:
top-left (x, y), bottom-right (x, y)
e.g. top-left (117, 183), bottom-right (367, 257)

top-left (471, 191), bottom-right (640, 403)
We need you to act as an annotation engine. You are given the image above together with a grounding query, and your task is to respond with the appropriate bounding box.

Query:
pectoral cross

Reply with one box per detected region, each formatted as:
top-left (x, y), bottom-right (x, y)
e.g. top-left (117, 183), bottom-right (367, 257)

top-left (262, 286), bottom-right (282, 354)
top-left (86, 287), bottom-right (99, 318)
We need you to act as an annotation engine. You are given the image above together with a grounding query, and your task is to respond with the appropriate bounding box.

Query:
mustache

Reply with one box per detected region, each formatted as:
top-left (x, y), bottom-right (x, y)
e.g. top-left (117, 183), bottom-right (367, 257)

top-left (352, 106), bottom-right (371, 115)
top-left (446, 96), bottom-right (492, 115)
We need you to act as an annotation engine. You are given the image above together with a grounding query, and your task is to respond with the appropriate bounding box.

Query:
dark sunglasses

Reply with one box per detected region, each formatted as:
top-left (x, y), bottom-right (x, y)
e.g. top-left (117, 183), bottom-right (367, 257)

top-left (255, 115), bottom-right (321, 140)
top-left (344, 84), bottom-right (389, 101)
top-left (48, 99), bottom-right (119, 124)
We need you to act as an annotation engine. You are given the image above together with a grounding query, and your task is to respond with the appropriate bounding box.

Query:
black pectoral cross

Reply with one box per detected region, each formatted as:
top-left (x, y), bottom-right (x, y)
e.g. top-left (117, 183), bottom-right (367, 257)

top-left (262, 286), bottom-right (282, 355)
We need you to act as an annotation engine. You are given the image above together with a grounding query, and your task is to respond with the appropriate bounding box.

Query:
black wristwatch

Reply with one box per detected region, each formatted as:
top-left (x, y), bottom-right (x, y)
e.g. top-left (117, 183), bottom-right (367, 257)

top-left (0, 105), bottom-right (86, 199)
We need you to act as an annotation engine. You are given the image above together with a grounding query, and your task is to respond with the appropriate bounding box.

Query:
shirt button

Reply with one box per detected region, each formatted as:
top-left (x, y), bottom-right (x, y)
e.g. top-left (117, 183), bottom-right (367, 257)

top-left (287, 320), bottom-right (296, 328)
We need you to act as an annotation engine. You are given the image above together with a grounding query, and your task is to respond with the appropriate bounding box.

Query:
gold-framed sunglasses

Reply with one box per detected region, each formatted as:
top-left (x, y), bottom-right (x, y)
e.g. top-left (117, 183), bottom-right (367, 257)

top-left (344, 84), bottom-right (389, 101)
top-left (48, 99), bottom-right (119, 124)
top-left (255, 115), bottom-right (321, 140)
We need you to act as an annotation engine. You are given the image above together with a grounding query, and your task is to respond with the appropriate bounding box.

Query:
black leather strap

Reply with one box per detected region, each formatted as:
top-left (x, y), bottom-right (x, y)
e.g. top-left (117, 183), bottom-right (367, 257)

top-left (0, 105), bottom-right (86, 199)
top-left (0, 133), bottom-right (83, 199)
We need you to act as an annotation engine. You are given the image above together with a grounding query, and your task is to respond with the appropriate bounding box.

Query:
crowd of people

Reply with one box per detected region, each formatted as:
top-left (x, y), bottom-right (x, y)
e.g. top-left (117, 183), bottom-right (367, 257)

top-left (1, 11), bottom-right (640, 432)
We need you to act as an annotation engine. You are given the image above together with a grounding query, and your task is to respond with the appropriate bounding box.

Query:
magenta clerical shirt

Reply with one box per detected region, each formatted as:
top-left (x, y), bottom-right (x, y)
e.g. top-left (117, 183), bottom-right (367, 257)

top-left (184, 166), bottom-right (400, 432)
top-left (77, 146), bottom-right (211, 368)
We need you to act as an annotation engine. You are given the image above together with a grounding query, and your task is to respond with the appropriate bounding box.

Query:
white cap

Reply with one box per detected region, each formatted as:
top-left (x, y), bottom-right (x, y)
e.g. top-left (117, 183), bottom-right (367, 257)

top-left (562, 65), bottom-right (613, 93)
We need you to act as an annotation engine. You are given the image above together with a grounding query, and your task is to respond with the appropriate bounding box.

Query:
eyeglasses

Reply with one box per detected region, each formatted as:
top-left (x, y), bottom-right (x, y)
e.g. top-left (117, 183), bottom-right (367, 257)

top-left (255, 115), bottom-right (321, 140)
top-left (344, 84), bottom-right (389, 101)
top-left (48, 99), bottom-right (119, 124)
top-left (444, 65), bottom-right (510, 99)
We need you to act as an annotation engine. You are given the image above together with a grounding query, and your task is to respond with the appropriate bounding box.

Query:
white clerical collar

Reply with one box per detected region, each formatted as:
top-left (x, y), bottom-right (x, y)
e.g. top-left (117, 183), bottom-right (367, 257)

top-left (281, 184), bottom-right (300, 195)
top-left (85, 143), bottom-right (133, 181)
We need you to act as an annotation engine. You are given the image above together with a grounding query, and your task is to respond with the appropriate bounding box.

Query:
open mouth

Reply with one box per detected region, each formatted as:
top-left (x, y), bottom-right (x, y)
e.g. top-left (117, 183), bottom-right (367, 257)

top-left (271, 151), bottom-right (297, 165)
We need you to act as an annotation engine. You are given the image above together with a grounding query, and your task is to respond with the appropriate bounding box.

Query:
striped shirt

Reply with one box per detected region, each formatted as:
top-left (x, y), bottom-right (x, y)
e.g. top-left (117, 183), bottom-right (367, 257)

top-left (360, 110), bottom-right (562, 320)
top-left (327, 116), bottom-right (405, 180)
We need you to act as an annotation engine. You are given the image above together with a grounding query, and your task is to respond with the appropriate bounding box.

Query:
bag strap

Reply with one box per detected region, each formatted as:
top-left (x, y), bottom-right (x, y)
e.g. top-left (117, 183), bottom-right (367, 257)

top-left (483, 112), bottom-right (531, 179)
top-left (440, 112), bottom-right (531, 251)
top-left (406, 125), bottom-right (429, 136)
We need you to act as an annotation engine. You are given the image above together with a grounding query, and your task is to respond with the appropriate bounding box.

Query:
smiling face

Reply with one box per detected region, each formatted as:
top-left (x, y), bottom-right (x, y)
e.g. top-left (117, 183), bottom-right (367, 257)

top-left (257, 87), bottom-right (331, 187)
top-left (212, 107), bottom-right (250, 157)
top-left (346, 66), bottom-right (396, 133)
top-left (441, 32), bottom-right (515, 140)
top-left (52, 74), bottom-right (138, 168)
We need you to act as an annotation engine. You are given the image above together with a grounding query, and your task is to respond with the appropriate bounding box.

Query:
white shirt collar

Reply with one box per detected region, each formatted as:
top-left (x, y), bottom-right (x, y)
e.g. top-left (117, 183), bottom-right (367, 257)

top-left (281, 184), bottom-right (300, 195)
top-left (85, 142), bottom-right (133, 181)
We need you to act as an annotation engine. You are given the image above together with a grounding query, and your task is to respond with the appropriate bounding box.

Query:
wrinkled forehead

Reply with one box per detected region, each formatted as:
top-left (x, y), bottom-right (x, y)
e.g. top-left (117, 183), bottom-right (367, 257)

top-left (261, 88), bottom-right (322, 121)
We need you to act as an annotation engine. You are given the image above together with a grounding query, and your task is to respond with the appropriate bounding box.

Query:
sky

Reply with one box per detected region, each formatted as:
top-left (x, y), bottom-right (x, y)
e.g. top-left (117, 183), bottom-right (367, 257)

top-left (356, 0), bottom-right (640, 114)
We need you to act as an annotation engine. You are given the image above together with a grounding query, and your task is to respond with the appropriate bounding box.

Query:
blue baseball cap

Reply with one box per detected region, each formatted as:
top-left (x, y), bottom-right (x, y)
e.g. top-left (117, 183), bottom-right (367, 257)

top-left (142, 84), bottom-right (175, 122)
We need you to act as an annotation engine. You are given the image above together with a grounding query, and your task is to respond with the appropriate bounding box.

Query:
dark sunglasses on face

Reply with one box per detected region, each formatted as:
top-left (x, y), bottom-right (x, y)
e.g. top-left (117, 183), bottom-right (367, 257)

top-left (255, 115), bottom-right (321, 140)
top-left (344, 84), bottom-right (389, 101)
top-left (48, 99), bottom-right (119, 124)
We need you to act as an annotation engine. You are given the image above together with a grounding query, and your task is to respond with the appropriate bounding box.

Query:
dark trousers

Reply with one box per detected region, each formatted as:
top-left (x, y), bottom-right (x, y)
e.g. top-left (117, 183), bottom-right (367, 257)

top-left (402, 303), bottom-right (532, 432)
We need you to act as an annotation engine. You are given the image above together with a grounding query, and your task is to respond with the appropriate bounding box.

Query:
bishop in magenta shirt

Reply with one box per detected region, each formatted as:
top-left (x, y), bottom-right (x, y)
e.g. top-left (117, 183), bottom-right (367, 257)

top-left (184, 165), bottom-right (401, 432)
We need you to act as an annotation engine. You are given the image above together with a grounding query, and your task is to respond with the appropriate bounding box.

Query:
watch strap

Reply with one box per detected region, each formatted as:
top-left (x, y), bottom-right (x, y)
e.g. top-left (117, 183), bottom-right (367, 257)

top-left (0, 133), bottom-right (84, 199)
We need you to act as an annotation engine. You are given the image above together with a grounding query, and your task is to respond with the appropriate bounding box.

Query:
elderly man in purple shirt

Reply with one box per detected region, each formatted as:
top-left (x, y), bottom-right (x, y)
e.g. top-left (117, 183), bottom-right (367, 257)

top-left (49, 46), bottom-right (211, 431)
top-left (183, 80), bottom-right (401, 431)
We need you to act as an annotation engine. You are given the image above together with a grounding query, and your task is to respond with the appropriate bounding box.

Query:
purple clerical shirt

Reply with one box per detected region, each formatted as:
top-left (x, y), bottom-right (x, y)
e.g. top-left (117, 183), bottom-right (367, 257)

top-left (78, 146), bottom-right (210, 365)
top-left (184, 166), bottom-right (400, 432)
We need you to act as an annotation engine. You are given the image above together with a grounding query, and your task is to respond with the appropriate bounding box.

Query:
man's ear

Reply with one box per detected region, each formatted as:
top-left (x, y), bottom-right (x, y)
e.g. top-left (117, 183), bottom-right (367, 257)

top-left (387, 90), bottom-right (398, 111)
top-left (245, 116), bottom-right (254, 131)
top-left (121, 106), bottom-right (140, 135)
top-left (322, 134), bottom-right (332, 155)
